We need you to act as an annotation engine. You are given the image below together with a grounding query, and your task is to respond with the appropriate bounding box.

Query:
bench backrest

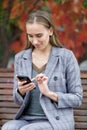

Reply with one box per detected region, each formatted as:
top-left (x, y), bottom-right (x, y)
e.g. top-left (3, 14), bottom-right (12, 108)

top-left (0, 69), bottom-right (19, 129)
top-left (74, 71), bottom-right (87, 130)
top-left (0, 69), bottom-right (87, 130)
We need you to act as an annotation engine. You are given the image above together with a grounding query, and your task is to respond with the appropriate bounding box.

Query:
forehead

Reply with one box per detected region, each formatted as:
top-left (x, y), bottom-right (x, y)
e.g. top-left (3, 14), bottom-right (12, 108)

top-left (26, 22), bottom-right (48, 33)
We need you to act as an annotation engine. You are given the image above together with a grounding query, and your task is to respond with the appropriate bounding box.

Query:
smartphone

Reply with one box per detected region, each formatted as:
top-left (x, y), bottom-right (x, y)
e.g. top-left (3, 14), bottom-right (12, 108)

top-left (17, 75), bottom-right (31, 85)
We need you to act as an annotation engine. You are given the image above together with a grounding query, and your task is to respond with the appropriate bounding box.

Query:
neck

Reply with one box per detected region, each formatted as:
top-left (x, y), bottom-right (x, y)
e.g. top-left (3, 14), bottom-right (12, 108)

top-left (33, 44), bottom-right (52, 55)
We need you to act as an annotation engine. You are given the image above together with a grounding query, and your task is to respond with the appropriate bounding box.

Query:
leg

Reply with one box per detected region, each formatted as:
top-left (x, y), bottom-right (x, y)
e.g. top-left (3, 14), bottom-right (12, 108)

top-left (20, 120), bottom-right (53, 130)
top-left (1, 119), bottom-right (29, 130)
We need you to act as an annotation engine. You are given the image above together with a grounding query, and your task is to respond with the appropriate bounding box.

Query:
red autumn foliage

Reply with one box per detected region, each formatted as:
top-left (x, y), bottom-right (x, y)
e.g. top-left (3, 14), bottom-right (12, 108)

top-left (2, 0), bottom-right (87, 62)
top-left (48, 0), bottom-right (87, 60)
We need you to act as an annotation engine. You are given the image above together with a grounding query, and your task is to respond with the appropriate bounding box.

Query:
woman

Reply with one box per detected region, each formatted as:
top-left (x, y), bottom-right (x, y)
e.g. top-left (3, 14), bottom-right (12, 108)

top-left (2, 10), bottom-right (83, 130)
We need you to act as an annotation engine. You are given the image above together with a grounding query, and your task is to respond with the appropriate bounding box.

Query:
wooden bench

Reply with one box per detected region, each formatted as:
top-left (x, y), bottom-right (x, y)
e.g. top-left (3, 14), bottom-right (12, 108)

top-left (0, 69), bottom-right (19, 130)
top-left (74, 71), bottom-right (87, 130)
top-left (0, 68), bottom-right (87, 130)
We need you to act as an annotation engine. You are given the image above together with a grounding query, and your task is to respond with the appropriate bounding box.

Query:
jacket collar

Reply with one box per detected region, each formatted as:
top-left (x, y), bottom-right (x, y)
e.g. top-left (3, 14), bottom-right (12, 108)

top-left (22, 48), bottom-right (32, 59)
top-left (51, 46), bottom-right (64, 57)
top-left (22, 46), bottom-right (63, 59)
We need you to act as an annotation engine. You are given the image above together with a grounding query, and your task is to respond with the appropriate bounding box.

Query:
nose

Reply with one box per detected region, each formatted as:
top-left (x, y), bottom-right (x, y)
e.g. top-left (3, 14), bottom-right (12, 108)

top-left (32, 37), bottom-right (38, 45)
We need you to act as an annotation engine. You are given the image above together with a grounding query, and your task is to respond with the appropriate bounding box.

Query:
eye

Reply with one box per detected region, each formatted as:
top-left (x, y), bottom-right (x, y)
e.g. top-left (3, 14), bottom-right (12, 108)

top-left (36, 33), bottom-right (43, 38)
top-left (27, 34), bottom-right (33, 38)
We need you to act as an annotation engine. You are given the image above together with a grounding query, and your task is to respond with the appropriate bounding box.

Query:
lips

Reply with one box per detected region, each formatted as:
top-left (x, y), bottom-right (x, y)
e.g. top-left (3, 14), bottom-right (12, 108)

top-left (34, 44), bottom-right (41, 48)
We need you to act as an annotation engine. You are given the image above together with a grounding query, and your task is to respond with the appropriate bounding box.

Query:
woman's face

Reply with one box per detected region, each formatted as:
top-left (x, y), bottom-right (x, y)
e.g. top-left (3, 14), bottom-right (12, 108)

top-left (26, 22), bottom-right (53, 50)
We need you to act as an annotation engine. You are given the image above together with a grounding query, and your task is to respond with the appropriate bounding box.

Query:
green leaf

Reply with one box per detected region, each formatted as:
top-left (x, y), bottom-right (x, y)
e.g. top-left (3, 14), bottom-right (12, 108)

top-left (0, 44), bottom-right (4, 61)
top-left (0, 9), bottom-right (5, 26)
top-left (54, 0), bottom-right (60, 3)
top-left (9, 18), bottom-right (18, 26)
top-left (54, 0), bottom-right (66, 4)
top-left (83, 0), bottom-right (87, 8)
top-left (6, 24), bottom-right (12, 37)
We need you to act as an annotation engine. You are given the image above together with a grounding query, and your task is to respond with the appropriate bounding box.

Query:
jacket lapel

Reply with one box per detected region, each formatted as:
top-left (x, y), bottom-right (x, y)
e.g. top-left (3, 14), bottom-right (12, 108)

top-left (44, 47), bottom-right (60, 83)
top-left (22, 49), bottom-right (32, 79)
top-left (21, 47), bottom-right (61, 80)
top-left (20, 49), bottom-right (32, 101)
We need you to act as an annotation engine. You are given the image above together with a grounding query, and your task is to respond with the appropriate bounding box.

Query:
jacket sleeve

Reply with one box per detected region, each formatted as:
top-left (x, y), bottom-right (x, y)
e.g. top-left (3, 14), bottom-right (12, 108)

top-left (13, 54), bottom-right (24, 105)
top-left (56, 51), bottom-right (83, 108)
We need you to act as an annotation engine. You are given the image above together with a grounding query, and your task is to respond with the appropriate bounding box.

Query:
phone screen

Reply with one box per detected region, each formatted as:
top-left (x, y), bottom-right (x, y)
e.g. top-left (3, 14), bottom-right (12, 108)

top-left (17, 76), bottom-right (31, 85)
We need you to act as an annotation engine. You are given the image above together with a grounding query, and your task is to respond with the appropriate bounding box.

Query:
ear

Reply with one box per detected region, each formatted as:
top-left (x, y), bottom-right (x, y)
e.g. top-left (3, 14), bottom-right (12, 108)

top-left (49, 27), bottom-right (53, 36)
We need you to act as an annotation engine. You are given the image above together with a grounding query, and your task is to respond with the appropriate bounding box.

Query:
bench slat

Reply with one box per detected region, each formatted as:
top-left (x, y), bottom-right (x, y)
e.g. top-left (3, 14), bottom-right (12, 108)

top-left (82, 85), bottom-right (87, 90)
top-left (0, 78), bottom-right (14, 83)
top-left (81, 72), bottom-right (87, 78)
top-left (0, 114), bottom-right (16, 119)
top-left (74, 116), bottom-right (87, 122)
top-left (0, 73), bottom-right (14, 77)
top-left (0, 95), bottom-right (13, 101)
top-left (0, 89), bottom-right (13, 95)
top-left (0, 102), bottom-right (19, 108)
top-left (74, 110), bottom-right (87, 116)
top-left (75, 122), bottom-right (87, 129)
top-left (0, 84), bottom-right (13, 88)
top-left (0, 108), bottom-right (18, 113)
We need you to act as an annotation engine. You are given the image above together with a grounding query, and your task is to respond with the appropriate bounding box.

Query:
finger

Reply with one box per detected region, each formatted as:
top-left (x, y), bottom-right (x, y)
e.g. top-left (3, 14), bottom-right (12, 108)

top-left (36, 73), bottom-right (44, 78)
top-left (18, 81), bottom-right (26, 86)
top-left (42, 76), bottom-right (48, 80)
top-left (22, 82), bottom-right (35, 88)
top-left (23, 84), bottom-right (36, 91)
top-left (31, 77), bottom-right (36, 81)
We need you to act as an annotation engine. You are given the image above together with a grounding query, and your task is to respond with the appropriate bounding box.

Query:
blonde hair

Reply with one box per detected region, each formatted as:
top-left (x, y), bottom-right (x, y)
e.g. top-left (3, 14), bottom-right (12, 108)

top-left (26, 10), bottom-right (63, 49)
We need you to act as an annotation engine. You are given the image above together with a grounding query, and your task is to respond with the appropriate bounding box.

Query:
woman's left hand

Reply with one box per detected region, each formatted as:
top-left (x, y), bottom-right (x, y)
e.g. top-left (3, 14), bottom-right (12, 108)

top-left (33, 73), bottom-right (58, 102)
top-left (35, 73), bottom-right (50, 96)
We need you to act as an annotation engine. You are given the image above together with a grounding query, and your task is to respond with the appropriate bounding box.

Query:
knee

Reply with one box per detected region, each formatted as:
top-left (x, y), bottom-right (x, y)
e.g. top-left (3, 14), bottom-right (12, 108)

top-left (20, 124), bottom-right (40, 130)
top-left (1, 125), bottom-right (5, 130)
top-left (1, 121), bottom-right (18, 130)
top-left (1, 122), bottom-right (9, 130)
top-left (20, 121), bottom-right (52, 130)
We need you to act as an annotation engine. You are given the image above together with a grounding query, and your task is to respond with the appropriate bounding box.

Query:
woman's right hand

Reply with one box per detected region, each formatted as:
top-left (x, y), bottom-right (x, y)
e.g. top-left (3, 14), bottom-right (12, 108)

top-left (17, 80), bottom-right (35, 96)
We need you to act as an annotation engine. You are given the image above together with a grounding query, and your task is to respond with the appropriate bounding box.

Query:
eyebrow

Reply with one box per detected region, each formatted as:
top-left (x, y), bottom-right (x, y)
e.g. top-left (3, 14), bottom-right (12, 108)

top-left (26, 33), bottom-right (42, 36)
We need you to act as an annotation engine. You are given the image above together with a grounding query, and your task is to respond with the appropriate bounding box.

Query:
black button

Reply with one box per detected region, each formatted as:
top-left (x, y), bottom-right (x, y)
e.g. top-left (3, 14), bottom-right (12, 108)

top-left (56, 116), bottom-right (59, 120)
top-left (51, 100), bottom-right (54, 103)
top-left (54, 76), bottom-right (58, 81)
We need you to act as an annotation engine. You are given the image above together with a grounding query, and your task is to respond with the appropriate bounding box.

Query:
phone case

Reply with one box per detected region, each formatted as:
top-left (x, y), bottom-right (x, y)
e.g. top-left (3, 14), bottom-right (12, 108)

top-left (17, 76), bottom-right (31, 85)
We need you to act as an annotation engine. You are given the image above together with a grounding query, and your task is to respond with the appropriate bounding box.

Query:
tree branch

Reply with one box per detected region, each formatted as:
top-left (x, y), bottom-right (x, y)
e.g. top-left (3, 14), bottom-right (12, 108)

top-left (3, 0), bottom-right (14, 26)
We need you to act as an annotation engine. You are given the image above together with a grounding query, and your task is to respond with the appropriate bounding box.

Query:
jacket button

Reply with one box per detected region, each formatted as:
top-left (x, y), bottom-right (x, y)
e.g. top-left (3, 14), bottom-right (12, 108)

top-left (54, 76), bottom-right (58, 81)
top-left (51, 100), bottom-right (54, 103)
top-left (56, 116), bottom-right (59, 120)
